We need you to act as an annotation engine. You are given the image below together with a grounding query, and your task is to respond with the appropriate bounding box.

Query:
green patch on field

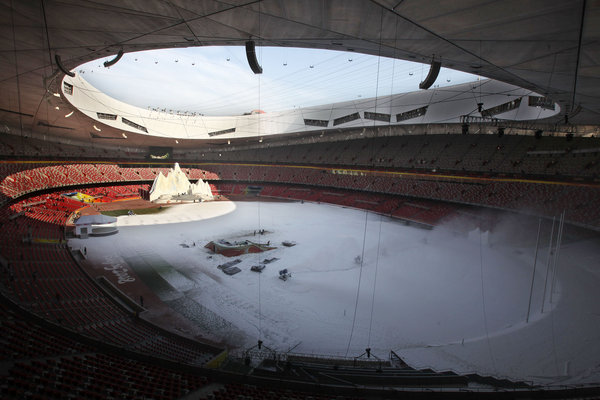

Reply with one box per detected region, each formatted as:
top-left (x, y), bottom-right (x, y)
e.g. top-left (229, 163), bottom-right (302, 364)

top-left (101, 207), bottom-right (168, 217)
top-left (122, 250), bottom-right (196, 301)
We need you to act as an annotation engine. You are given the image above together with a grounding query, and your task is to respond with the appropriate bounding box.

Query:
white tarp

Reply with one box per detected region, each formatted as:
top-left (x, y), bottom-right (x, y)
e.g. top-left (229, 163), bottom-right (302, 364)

top-left (75, 214), bottom-right (117, 226)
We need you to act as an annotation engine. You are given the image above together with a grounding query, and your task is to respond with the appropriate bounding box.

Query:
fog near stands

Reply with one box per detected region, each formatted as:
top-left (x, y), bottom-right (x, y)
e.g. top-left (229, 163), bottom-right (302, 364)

top-left (70, 201), bottom-right (600, 384)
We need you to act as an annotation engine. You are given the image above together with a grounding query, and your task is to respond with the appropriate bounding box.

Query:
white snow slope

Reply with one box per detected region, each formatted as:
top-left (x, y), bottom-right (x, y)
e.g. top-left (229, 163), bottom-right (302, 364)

top-left (149, 163), bottom-right (213, 202)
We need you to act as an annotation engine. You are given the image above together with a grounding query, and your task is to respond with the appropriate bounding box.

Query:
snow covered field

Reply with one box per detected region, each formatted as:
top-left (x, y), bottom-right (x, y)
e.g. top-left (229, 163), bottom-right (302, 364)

top-left (70, 200), bottom-right (600, 385)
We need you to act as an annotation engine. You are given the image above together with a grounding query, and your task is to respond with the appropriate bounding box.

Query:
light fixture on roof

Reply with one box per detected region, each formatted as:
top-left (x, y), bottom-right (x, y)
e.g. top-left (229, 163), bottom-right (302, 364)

top-left (122, 132), bottom-right (127, 138)
top-left (175, 140), bottom-right (179, 144)
top-left (227, 140), bottom-right (231, 144)
top-left (259, 138), bottom-right (263, 143)
top-left (64, 111), bottom-right (74, 118)
top-left (54, 106), bottom-right (59, 110)
top-left (93, 125), bottom-right (101, 132)
top-left (419, 58), bottom-right (441, 90)
top-left (55, 54), bottom-right (75, 77)
top-left (104, 49), bottom-right (124, 67)
top-left (52, 92), bottom-right (60, 98)
top-left (245, 40), bottom-right (263, 74)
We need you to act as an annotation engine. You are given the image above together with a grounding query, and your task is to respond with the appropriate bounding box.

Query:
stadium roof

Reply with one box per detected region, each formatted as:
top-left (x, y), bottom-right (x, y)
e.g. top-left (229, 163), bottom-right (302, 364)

top-left (1, 0), bottom-right (598, 148)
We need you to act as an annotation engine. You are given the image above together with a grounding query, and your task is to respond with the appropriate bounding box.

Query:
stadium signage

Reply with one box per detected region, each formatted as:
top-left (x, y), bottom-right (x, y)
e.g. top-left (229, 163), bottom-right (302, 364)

top-left (63, 81), bottom-right (73, 95)
top-left (364, 111), bottom-right (391, 122)
top-left (121, 117), bottom-right (148, 133)
top-left (331, 169), bottom-right (366, 176)
top-left (396, 105), bottom-right (428, 122)
top-left (303, 118), bottom-right (329, 127)
top-left (208, 127), bottom-right (236, 137)
top-left (333, 112), bottom-right (360, 126)
top-left (481, 98), bottom-right (522, 117)
top-left (528, 96), bottom-right (555, 110)
top-left (102, 256), bottom-right (135, 284)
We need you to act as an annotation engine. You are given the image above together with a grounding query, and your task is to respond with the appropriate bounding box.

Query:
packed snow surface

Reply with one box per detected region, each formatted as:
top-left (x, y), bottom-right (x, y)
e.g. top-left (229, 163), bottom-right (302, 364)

top-left (71, 200), bottom-right (600, 384)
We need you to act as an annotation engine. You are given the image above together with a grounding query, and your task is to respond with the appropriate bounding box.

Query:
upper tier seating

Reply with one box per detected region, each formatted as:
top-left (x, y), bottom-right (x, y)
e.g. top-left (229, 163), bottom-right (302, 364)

top-left (1, 132), bottom-right (598, 179)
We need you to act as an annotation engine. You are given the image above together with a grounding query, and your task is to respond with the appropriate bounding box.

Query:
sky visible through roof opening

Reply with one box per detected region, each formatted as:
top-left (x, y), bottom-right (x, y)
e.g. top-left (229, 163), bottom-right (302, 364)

top-left (79, 46), bottom-right (480, 116)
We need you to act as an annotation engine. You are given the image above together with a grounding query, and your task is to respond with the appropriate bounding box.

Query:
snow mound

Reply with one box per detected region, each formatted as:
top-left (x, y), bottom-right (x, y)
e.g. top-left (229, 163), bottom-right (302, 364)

top-left (149, 163), bottom-right (213, 202)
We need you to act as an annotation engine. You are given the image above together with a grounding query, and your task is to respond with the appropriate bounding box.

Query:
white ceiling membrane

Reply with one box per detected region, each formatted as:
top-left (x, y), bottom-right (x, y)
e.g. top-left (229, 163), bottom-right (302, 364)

top-left (65, 73), bottom-right (558, 140)
top-left (0, 0), bottom-right (596, 147)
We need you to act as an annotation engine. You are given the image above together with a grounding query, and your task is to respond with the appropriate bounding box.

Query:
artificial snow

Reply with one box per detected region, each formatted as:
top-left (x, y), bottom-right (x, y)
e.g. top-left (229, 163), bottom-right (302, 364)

top-left (149, 162), bottom-right (213, 202)
top-left (69, 200), bottom-right (600, 385)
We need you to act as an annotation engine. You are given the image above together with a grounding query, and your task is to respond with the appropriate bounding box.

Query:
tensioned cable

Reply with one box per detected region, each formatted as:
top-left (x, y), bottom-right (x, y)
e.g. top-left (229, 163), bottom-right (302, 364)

top-left (367, 213), bottom-right (383, 347)
top-left (479, 215), bottom-right (497, 374)
top-left (168, 44), bottom-right (434, 114)
top-left (10, 0), bottom-right (24, 156)
top-left (0, 2), bottom-right (260, 88)
top-left (389, 17), bottom-right (400, 114)
top-left (550, 211), bottom-right (565, 302)
top-left (346, 6), bottom-right (385, 356)
top-left (367, 7), bottom-right (389, 349)
top-left (548, 212), bottom-right (563, 376)
top-left (369, 0), bottom-right (540, 91)
top-left (528, 52), bottom-right (559, 123)
top-left (541, 217), bottom-right (556, 314)
top-left (570, 0), bottom-right (587, 113)
top-left (81, 47), bottom-right (474, 118)
top-left (76, 79), bottom-right (508, 135)
top-left (345, 208), bottom-right (369, 357)
top-left (479, 40), bottom-right (483, 106)
top-left (97, 0), bottom-right (262, 54)
top-left (40, 0), bottom-right (54, 77)
top-left (256, 3), bottom-right (263, 344)
top-left (185, 53), bottom-right (393, 114)
top-left (549, 288), bottom-right (561, 376)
